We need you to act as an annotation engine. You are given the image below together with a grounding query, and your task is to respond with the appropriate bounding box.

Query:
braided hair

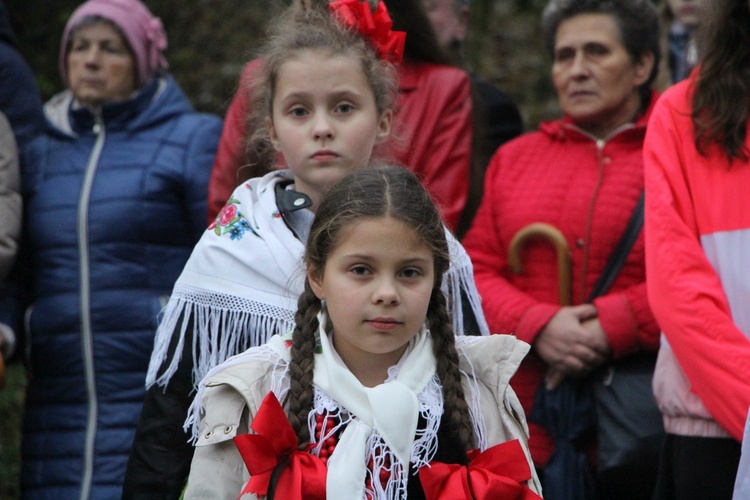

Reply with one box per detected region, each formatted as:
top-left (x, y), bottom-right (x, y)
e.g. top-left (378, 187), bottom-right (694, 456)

top-left (287, 166), bottom-right (474, 459)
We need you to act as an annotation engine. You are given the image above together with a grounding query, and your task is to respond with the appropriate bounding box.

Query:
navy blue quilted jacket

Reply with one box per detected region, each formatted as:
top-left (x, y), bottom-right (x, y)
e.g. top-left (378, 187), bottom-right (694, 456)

top-left (19, 76), bottom-right (222, 500)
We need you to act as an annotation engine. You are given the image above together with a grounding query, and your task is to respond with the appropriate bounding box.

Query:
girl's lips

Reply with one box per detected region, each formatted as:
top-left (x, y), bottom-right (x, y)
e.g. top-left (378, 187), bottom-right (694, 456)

top-left (366, 319), bottom-right (403, 331)
top-left (311, 150), bottom-right (340, 162)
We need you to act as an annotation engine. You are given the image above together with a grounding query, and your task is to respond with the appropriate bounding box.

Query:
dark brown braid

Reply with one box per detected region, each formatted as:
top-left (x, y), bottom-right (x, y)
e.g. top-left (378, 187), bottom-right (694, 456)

top-left (287, 282), bottom-right (322, 448)
top-left (428, 287), bottom-right (475, 463)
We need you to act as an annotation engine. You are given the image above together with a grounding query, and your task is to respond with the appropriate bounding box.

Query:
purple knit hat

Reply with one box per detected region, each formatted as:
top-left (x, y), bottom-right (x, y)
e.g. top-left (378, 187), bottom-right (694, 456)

top-left (59, 0), bottom-right (168, 88)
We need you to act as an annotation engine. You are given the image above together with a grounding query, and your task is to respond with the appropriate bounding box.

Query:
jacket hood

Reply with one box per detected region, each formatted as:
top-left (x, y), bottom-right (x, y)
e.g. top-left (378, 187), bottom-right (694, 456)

top-left (43, 75), bottom-right (194, 138)
top-left (540, 89), bottom-right (660, 142)
top-left (0, 1), bottom-right (18, 47)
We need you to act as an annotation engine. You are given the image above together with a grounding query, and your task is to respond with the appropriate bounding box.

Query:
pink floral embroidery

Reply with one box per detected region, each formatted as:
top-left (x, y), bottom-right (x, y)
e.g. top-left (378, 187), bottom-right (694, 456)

top-left (211, 197), bottom-right (257, 240)
top-left (219, 204), bottom-right (238, 226)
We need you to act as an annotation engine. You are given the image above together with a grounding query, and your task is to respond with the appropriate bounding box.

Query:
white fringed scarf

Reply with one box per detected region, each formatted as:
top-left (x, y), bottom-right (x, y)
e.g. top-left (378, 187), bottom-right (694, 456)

top-left (313, 312), bottom-right (438, 499)
top-left (146, 169), bottom-right (489, 390)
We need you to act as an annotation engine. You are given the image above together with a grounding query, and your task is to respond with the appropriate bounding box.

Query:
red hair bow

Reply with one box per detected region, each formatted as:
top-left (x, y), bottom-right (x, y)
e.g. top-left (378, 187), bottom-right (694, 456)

top-left (329, 0), bottom-right (406, 63)
top-left (418, 439), bottom-right (542, 500)
top-left (233, 392), bottom-right (327, 500)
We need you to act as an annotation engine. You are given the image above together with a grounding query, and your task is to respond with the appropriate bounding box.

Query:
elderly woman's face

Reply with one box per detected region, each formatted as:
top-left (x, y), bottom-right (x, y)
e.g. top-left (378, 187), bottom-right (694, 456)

top-left (552, 13), bottom-right (653, 138)
top-left (67, 22), bottom-right (137, 108)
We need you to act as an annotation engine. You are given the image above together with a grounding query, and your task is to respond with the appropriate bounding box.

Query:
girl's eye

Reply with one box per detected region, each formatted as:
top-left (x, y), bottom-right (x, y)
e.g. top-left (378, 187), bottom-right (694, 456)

top-left (71, 41), bottom-right (88, 52)
top-left (350, 265), bottom-right (371, 276)
top-left (290, 107), bottom-right (308, 117)
top-left (400, 268), bottom-right (423, 279)
top-left (336, 103), bottom-right (354, 114)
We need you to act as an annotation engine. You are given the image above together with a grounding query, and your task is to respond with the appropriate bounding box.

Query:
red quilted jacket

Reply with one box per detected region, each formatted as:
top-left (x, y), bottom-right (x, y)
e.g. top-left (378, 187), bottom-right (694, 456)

top-left (206, 60), bottom-right (472, 229)
top-left (462, 95), bottom-right (661, 465)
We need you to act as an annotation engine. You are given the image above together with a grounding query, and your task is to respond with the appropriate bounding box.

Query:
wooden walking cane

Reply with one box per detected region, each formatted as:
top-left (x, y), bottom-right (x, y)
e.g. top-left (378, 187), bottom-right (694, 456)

top-left (508, 223), bottom-right (572, 306)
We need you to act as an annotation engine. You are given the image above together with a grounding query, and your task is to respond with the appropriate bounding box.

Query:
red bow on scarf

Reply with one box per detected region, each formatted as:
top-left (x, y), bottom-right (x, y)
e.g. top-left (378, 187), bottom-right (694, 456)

top-left (233, 392), bottom-right (327, 499)
top-left (329, 0), bottom-right (406, 63)
top-left (418, 439), bottom-right (542, 500)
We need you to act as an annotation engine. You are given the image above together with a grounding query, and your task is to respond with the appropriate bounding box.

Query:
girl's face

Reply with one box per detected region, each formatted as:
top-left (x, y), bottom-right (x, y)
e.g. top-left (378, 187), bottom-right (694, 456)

top-left (267, 49), bottom-right (392, 207)
top-left (309, 217), bottom-right (435, 382)
top-left (67, 22), bottom-right (138, 108)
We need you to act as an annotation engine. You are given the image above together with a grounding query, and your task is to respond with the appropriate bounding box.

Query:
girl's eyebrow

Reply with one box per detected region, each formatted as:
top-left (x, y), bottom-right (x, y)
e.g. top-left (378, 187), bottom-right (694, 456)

top-left (279, 89), bottom-right (362, 103)
top-left (340, 253), bottom-right (432, 264)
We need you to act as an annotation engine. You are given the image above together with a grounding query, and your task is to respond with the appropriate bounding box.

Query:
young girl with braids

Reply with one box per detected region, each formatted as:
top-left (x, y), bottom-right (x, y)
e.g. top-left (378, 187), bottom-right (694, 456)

top-left (183, 166), bottom-right (540, 499)
top-left (123, 1), bottom-right (490, 497)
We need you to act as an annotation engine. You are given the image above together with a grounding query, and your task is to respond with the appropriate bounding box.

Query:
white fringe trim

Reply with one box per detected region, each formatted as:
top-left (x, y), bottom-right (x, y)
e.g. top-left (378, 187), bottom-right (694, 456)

top-left (146, 286), bottom-right (295, 390)
top-left (445, 235), bottom-right (490, 337)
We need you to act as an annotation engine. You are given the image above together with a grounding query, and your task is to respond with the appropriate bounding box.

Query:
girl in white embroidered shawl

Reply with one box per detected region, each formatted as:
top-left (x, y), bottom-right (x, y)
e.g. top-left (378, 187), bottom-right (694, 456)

top-left (124, 2), bottom-right (488, 497)
top-left (145, 4), bottom-right (488, 393)
top-left (184, 166), bottom-right (540, 499)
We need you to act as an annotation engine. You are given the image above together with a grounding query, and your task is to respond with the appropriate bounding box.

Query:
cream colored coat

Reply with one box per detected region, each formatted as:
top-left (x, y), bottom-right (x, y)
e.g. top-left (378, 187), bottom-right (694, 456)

top-left (183, 334), bottom-right (541, 499)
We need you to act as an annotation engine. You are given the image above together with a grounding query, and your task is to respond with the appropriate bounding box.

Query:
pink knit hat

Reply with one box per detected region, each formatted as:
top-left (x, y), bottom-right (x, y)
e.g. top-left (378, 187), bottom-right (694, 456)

top-left (60, 0), bottom-right (169, 87)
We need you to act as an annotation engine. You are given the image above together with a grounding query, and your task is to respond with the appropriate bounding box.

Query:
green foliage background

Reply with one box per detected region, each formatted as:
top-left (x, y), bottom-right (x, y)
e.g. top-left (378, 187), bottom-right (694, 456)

top-left (0, 0), bottom-right (559, 498)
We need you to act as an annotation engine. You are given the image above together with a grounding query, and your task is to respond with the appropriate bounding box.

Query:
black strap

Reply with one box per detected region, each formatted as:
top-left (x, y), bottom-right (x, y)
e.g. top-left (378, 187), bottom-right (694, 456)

top-left (588, 191), bottom-right (645, 301)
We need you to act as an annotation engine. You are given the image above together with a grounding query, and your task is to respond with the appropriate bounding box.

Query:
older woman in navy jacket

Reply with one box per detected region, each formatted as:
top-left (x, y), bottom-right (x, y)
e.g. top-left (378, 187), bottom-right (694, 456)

top-left (17, 0), bottom-right (221, 497)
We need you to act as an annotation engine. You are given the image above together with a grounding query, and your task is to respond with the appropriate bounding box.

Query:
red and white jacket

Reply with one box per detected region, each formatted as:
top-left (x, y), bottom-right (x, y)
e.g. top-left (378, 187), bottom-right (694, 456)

top-left (463, 96), bottom-right (661, 465)
top-left (644, 77), bottom-right (750, 441)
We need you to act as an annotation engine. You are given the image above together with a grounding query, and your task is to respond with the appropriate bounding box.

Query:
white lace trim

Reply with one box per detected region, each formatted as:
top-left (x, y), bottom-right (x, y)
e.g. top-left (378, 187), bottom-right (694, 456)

top-left (307, 373), bottom-right (443, 500)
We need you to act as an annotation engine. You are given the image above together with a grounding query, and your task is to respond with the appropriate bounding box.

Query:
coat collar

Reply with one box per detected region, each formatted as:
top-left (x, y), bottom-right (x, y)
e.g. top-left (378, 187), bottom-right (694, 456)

top-left (540, 89), bottom-right (660, 143)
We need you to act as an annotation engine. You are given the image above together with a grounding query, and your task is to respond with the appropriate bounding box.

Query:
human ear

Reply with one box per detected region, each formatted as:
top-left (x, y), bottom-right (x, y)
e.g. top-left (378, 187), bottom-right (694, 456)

top-left (266, 117), bottom-right (282, 152)
top-left (307, 264), bottom-right (325, 300)
top-left (633, 51), bottom-right (656, 87)
top-left (374, 109), bottom-right (393, 145)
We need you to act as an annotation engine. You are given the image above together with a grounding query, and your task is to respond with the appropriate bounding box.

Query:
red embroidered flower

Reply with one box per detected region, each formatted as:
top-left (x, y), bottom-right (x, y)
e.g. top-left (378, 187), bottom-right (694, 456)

top-left (219, 204), bottom-right (237, 226)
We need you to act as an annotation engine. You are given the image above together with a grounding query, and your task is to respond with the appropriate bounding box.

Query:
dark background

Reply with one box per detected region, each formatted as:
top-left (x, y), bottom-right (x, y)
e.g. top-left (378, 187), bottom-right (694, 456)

top-left (5, 0), bottom-right (558, 129)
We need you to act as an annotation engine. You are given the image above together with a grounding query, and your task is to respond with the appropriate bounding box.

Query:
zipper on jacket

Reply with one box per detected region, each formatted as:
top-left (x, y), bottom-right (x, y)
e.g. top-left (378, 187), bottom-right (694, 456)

top-left (579, 139), bottom-right (607, 302)
top-left (562, 123), bottom-right (636, 303)
top-left (78, 113), bottom-right (106, 500)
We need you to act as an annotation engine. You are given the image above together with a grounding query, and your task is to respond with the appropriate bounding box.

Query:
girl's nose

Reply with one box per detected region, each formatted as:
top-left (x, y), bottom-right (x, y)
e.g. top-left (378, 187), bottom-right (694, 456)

top-left (312, 114), bottom-right (334, 140)
top-left (373, 278), bottom-right (400, 305)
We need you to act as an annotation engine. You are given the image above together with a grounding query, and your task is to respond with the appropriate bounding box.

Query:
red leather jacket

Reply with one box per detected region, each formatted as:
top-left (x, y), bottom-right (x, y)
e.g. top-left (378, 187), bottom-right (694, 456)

top-left (462, 95), bottom-right (661, 465)
top-left (206, 59), bottom-right (472, 229)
